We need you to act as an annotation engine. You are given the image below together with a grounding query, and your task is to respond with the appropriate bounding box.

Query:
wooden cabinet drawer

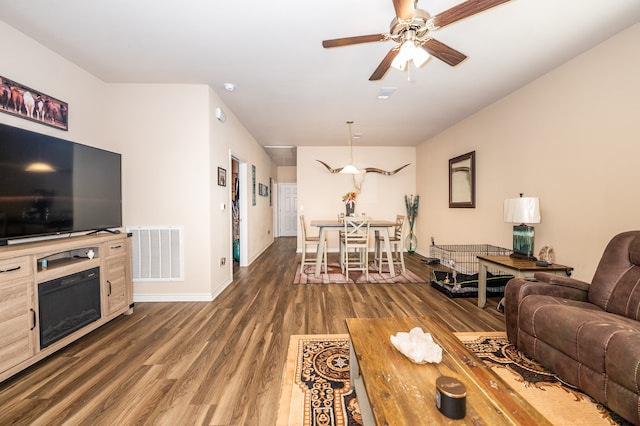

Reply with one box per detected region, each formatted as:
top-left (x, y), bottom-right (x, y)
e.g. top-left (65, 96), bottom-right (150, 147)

top-left (0, 257), bottom-right (32, 284)
top-left (0, 277), bottom-right (35, 373)
top-left (104, 241), bottom-right (127, 257)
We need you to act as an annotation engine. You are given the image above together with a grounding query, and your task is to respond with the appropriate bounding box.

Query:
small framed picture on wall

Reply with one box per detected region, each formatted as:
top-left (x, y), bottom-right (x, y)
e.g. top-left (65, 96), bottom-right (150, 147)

top-left (252, 165), bottom-right (256, 205)
top-left (218, 167), bottom-right (227, 187)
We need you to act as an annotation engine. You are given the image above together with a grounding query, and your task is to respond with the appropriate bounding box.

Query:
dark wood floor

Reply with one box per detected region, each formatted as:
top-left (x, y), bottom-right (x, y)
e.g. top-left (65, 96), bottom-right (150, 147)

top-left (0, 237), bottom-right (505, 425)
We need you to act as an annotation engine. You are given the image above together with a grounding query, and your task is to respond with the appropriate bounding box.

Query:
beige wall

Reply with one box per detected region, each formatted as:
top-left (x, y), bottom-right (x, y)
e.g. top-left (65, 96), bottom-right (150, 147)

top-left (0, 21), bottom-right (107, 149)
top-left (107, 85), bottom-right (274, 300)
top-left (0, 21), bottom-right (275, 301)
top-left (105, 84), bottom-right (214, 299)
top-left (297, 146), bottom-right (416, 250)
top-left (277, 166), bottom-right (297, 183)
top-left (416, 23), bottom-right (640, 281)
top-left (212, 97), bottom-right (277, 266)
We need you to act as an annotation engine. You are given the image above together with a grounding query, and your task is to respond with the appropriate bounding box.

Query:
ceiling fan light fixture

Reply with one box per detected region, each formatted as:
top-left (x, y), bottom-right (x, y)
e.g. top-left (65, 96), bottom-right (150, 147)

top-left (391, 57), bottom-right (408, 71)
top-left (412, 45), bottom-right (430, 67)
top-left (323, 0), bottom-right (512, 80)
top-left (391, 40), bottom-right (430, 71)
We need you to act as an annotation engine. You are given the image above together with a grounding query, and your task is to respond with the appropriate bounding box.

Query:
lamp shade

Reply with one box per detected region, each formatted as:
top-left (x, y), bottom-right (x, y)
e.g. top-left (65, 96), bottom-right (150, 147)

top-left (339, 164), bottom-right (360, 174)
top-left (503, 197), bottom-right (540, 224)
top-left (391, 41), bottom-right (430, 71)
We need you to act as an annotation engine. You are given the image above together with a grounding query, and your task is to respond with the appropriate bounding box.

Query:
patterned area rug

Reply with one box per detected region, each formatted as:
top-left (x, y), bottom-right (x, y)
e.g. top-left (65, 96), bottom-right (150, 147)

top-left (456, 332), bottom-right (631, 426)
top-left (276, 335), bottom-right (362, 426)
top-left (293, 261), bottom-right (425, 284)
top-left (277, 333), bottom-right (630, 426)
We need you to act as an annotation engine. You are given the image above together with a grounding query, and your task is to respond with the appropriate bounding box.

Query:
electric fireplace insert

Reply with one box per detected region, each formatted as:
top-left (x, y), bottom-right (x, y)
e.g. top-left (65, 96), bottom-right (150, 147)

top-left (38, 267), bottom-right (101, 349)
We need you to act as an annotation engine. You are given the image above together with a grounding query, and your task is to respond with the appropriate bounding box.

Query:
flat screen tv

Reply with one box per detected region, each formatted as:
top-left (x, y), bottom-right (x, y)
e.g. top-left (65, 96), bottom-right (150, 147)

top-left (0, 122), bottom-right (122, 245)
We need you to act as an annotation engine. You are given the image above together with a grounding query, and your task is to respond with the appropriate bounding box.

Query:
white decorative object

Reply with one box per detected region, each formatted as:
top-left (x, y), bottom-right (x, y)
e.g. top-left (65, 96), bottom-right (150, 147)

top-left (538, 245), bottom-right (556, 263)
top-left (390, 327), bottom-right (443, 364)
top-left (87, 249), bottom-right (95, 259)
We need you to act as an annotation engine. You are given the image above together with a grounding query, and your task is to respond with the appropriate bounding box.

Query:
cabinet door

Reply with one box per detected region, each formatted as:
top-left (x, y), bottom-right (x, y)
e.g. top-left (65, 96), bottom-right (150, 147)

top-left (0, 277), bottom-right (35, 373)
top-left (104, 256), bottom-right (127, 315)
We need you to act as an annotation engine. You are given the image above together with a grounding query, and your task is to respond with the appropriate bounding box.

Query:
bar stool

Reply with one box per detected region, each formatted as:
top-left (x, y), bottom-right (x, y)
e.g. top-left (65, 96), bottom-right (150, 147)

top-left (341, 216), bottom-right (371, 281)
top-left (374, 214), bottom-right (406, 274)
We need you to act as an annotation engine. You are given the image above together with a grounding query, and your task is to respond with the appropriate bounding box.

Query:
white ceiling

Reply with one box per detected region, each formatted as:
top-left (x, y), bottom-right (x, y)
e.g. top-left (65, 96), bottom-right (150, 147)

top-left (1, 1), bottom-right (639, 166)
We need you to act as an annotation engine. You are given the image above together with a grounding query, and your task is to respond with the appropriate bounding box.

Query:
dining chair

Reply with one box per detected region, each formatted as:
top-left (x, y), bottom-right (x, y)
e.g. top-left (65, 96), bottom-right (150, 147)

top-left (340, 216), bottom-right (371, 281)
top-left (337, 212), bottom-right (346, 261)
top-left (300, 215), bottom-right (327, 274)
top-left (374, 214), bottom-right (406, 274)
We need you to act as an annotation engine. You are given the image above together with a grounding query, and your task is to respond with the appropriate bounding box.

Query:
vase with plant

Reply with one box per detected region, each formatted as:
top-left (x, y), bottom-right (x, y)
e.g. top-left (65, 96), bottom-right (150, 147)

top-left (405, 194), bottom-right (419, 253)
top-left (342, 191), bottom-right (357, 216)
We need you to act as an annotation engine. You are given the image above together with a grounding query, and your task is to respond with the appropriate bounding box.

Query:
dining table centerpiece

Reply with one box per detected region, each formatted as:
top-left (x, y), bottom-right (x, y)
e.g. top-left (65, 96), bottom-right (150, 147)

top-left (342, 191), bottom-right (357, 216)
top-left (405, 194), bottom-right (420, 253)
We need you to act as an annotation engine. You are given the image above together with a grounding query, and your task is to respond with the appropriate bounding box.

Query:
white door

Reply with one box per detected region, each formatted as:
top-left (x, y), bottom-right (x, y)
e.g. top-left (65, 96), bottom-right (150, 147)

top-left (279, 184), bottom-right (297, 237)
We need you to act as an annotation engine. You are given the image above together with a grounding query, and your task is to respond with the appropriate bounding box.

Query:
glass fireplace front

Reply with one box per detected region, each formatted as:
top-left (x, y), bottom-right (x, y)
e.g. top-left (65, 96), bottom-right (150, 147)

top-left (38, 267), bottom-right (101, 349)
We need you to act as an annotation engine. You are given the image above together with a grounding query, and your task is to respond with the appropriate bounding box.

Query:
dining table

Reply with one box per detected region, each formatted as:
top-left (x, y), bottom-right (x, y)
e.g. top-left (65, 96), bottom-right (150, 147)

top-left (309, 219), bottom-right (398, 279)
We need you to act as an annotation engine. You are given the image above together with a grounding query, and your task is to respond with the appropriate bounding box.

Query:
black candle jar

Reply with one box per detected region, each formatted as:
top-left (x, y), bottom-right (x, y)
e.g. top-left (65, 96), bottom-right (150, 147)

top-left (435, 376), bottom-right (467, 419)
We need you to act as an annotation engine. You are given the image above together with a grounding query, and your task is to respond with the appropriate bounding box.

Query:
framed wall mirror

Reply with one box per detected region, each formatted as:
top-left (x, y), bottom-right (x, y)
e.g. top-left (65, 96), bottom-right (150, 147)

top-left (449, 151), bottom-right (476, 208)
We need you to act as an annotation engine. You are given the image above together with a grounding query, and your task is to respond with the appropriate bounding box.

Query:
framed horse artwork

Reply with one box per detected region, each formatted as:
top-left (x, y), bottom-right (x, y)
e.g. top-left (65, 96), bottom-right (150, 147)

top-left (0, 75), bottom-right (69, 131)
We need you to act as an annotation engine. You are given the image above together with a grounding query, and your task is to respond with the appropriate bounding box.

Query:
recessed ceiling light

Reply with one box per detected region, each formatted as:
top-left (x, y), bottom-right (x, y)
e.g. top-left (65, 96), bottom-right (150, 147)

top-left (224, 82), bottom-right (236, 92)
top-left (377, 87), bottom-right (397, 100)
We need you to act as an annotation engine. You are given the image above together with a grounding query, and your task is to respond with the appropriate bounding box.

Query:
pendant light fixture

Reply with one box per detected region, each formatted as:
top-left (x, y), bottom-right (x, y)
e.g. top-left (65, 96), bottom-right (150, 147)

top-left (339, 120), bottom-right (359, 174)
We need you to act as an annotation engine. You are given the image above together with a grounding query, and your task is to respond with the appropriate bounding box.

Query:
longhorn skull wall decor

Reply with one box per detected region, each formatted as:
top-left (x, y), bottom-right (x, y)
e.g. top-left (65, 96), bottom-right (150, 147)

top-left (316, 160), bottom-right (410, 191)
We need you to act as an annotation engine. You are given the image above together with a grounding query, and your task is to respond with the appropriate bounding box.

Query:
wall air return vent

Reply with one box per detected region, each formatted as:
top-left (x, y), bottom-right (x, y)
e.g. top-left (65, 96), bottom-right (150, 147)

top-left (127, 226), bottom-right (183, 282)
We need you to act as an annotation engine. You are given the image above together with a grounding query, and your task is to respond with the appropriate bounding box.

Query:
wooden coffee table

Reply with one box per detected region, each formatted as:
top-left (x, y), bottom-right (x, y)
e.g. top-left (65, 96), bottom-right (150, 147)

top-left (346, 316), bottom-right (550, 425)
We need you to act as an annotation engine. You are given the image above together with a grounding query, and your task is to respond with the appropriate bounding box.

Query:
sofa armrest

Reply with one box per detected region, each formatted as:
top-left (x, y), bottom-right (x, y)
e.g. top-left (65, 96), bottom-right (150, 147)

top-left (532, 272), bottom-right (590, 291)
top-left (504, 276), bottom-right (590, 344)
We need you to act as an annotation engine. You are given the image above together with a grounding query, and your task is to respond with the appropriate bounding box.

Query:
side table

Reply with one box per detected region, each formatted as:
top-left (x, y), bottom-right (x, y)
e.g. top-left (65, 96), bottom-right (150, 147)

top-left (476, 255), bottom-right (573, 308)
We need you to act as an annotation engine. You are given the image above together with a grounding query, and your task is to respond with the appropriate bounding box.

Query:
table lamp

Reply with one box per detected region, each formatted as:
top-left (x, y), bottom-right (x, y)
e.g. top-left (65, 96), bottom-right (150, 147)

top-left (504, 194), bottom-right (540, 260)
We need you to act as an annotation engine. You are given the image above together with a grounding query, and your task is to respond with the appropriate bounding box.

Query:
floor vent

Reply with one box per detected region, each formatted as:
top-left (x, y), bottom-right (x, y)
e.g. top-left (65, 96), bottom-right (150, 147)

top-left (127, 226), bottom-right (184, 282)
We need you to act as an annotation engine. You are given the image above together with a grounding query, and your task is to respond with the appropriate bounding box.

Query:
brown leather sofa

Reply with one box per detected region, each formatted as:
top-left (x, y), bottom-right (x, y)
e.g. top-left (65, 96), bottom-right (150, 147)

top-left (505, 230), bottom-right (640, 425)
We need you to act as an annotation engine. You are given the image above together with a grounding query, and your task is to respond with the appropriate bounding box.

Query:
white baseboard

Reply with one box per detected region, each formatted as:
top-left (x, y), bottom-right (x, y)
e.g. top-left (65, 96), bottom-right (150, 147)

top-left (133, 293), bottom-right (214, 302)
top-left (211, 276), bottom-right (233, 300)
top-left (133, 276), bottom-right (234, 303)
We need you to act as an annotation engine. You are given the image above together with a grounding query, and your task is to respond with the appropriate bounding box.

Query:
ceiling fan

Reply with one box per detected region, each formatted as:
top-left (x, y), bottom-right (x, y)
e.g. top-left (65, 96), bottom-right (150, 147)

top-left (322, 0), bottom-right (512, 80)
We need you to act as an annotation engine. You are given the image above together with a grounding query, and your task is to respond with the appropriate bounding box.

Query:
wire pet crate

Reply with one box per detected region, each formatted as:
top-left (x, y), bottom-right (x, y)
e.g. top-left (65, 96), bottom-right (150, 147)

top-left (429, 244), bottom-right (513, 275)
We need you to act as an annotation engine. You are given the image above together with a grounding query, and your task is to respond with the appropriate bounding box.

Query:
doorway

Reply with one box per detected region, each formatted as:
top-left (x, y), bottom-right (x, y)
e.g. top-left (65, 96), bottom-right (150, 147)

top-left (231, 157), bottom-right (241, 270)
top-left (279, 183), bottom-right (297, 237)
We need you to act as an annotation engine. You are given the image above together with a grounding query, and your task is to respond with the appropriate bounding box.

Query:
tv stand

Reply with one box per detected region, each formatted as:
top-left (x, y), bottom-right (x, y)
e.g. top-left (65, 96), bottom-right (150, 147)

top-left (0, 233), bottom-right (133, 382)
top-left (86, 227), bottom-right (121, 235)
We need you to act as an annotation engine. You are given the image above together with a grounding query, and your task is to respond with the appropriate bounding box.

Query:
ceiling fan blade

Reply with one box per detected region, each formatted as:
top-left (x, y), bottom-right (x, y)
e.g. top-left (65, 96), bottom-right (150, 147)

top-left (431, 0), bottom-right (511, 29)
top-left (421, 39), bottom-right (467, 66)
top-left (392, 0), bottom-right (415, 21)
top-left (322, 34), bottom-right (387, 48)
top-left (369, 48), bottom-right (400, 81)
